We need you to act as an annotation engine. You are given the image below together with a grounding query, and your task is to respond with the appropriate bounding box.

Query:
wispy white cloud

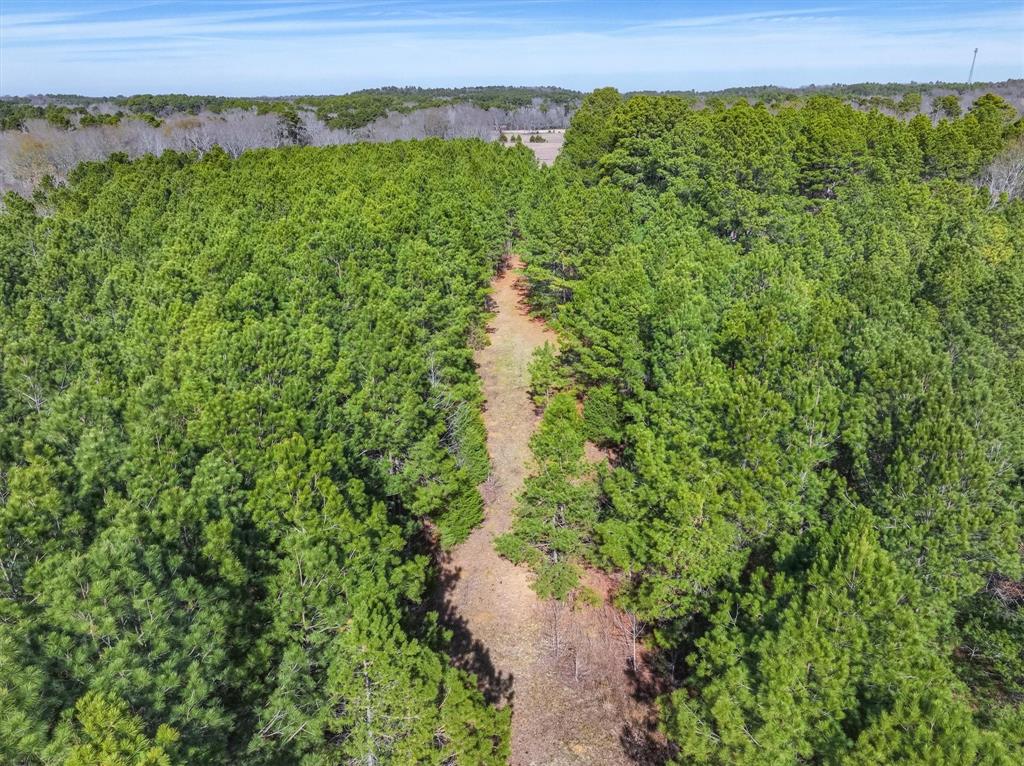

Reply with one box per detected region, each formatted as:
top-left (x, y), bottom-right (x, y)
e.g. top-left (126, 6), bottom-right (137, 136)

top-left (620, 5), bottom-right (849, 32)
top-left (1, 2), bottom-right (435, 43)
top-left (0, 2), bottom-right (161, 27)
top-left (1, 1), bottom-right (1021, 94)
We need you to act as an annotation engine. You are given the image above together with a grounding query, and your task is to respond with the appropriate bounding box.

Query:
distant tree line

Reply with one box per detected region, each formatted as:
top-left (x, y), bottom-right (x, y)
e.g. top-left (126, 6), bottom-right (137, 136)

top-left (4, 80), bottom-right (1021, 198)
top-left (2, 87), bottom-right (583, 131)
top-left (651, 77), bottom-right (1024, 106)
top-left (0, 90), bottom-right (576, 196)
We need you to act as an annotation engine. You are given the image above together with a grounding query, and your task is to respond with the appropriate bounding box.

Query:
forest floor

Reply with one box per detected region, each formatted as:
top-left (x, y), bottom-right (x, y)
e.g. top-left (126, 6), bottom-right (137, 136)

top-left (435, 255), bottom-right (666, 765)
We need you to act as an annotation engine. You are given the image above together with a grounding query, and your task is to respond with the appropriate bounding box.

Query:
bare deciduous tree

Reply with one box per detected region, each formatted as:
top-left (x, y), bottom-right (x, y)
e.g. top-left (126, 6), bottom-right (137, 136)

top-left (543, 600), bottom-right (567, 660)
top-left (616, 610), bottom-right (646, 672)
top-left (0, 102), bottom-right (574, 196)
top-left (981, 137), bottom-right (1024, 205)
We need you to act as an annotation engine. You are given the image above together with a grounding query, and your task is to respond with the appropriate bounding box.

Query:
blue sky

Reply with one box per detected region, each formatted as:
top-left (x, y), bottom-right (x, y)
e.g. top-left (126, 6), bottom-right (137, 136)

top-left (1, 1), bottom-right (1022, 95)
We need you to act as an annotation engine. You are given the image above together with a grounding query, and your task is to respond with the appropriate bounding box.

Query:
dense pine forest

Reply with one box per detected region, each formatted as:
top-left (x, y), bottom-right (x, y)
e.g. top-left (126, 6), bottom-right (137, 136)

top-left (510, 90), bottom-right (1024, 762)
top-left (1, 84), bottom-right (1023, 765)
top-left (0, 141), bottom-right (531, 763)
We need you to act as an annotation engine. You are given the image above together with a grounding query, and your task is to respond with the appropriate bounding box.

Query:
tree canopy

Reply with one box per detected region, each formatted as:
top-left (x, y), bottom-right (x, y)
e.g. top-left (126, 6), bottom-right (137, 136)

top-left (3, 84), bottom-right (1023, 764)
top-left (0, 139), bottom-right (534, 764)
top-left (511, 89), bottom-right (1024, 762)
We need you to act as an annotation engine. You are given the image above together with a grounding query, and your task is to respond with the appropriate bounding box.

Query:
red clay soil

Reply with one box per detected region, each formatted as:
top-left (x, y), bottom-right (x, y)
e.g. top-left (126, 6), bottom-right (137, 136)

top-left (437, 256), bottom-right (665, 765)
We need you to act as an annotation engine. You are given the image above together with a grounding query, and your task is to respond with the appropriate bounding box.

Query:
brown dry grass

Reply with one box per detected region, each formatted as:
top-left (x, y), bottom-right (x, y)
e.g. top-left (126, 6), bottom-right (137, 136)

top-left (502, 129), bottom-right (565, 166)
top-left (437, 255), bottom-right (665, 765)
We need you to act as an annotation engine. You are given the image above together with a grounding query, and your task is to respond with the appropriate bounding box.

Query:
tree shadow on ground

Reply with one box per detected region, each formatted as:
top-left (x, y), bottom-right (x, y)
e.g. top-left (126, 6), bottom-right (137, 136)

top-left (420, 530), bottom-right (515, 708)
top-left (618, 641), bottom-right (679, 764)
top-left (620, 719), bottom-right (677, 766)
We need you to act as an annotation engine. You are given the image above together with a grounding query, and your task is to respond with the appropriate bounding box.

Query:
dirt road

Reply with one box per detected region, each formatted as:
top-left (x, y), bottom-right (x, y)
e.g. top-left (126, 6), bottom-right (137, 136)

top-left (437, 256), bottom-right (661, 765)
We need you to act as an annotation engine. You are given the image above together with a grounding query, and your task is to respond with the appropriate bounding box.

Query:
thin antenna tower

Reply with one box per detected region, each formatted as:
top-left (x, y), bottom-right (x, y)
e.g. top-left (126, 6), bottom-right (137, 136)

top-left (968, 48), bottom-right (978, 85)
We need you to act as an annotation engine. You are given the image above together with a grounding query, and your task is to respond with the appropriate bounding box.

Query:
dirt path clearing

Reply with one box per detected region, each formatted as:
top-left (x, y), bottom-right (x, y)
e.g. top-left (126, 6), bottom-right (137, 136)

top-left (437, 256), bottom-right (660, 765)
top-left (501, 129), bottom-right (565, 166)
